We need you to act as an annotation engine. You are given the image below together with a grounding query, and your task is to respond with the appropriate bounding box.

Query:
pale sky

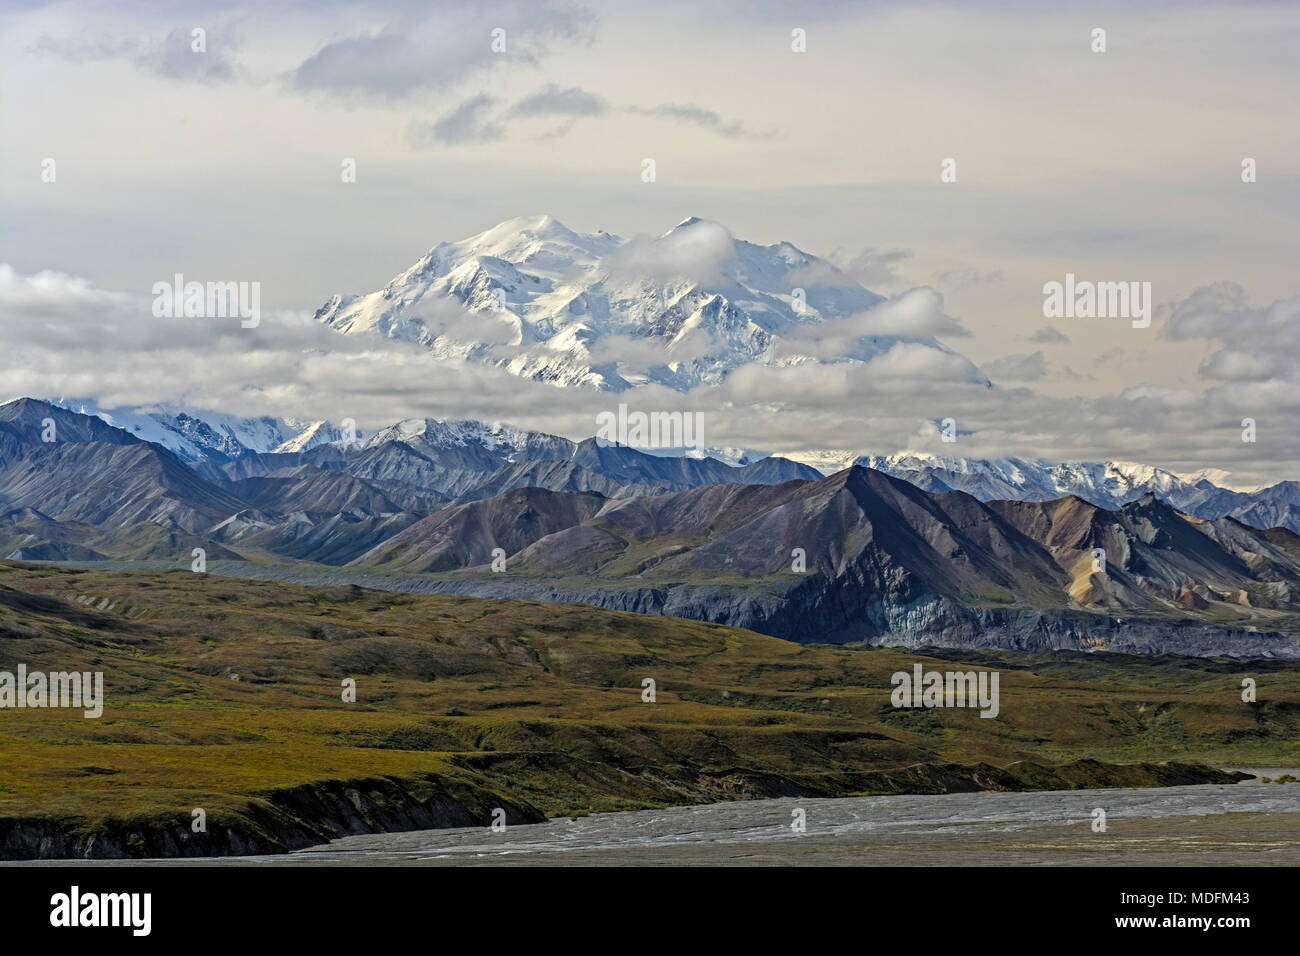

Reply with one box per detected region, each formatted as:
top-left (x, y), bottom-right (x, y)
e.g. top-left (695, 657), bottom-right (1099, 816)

top-left (2, 0), bottom-right (1298, 484)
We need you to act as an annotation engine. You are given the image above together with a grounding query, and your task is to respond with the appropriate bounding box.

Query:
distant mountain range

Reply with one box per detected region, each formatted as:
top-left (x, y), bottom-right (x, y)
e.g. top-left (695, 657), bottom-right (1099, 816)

top-left (46, 397), bottom-right (346, 464)
top-left (3, 396), bottom-right (1300, 657)
top-left (0, 398), bottom-right (819, 566)
top-left (850, 453), bottom-right (1300, 537)
top-left (35, 397), bottom-right (1300, 537)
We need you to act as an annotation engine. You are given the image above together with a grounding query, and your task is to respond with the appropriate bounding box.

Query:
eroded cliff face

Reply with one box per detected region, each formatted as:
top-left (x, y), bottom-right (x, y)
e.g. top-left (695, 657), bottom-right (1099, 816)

top-left (389, 576), bottom-right (1300, 659)
top-left (0, 775), bottom-right (542, 861)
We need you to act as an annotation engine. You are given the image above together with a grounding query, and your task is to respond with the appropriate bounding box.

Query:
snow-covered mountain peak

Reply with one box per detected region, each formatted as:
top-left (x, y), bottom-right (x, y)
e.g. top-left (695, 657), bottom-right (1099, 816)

top-left (312, 215), bottom-right (967, 392)
top-left (43, 397), bottom-right (316, 463)
top-left (360, 416), bottom-right (575, 462)
top-left (274, 420), bottom-right (343, 453)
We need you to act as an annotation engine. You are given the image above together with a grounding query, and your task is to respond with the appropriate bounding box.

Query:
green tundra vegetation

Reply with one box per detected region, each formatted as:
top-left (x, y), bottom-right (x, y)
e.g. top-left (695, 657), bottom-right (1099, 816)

top-left (0, 561), bottom-right (1296, 856)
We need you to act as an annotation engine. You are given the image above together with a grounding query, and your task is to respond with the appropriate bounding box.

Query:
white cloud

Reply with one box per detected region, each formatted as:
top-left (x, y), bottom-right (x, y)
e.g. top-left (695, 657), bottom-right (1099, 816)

top-left (852, 288), bottom-right (971, 339)
top-left (831, 246), bottom-right (915, 293)
top-left (600, 219), bottom-right (737, 286)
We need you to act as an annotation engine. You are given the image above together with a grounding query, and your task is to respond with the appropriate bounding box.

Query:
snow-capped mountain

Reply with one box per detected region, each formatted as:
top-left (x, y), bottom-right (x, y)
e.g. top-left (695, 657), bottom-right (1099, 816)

top-left (273, 420), bottom-right (345, 453)
top-left (312, 214), bottom-right (978, 391)
top-left (771, 450), bottom-right (1298, 532)
top-left (361, 416), bottom-right (577, 462)
top-left (13, 396), bottom-right (1300, 534)
top-left (852, 453), bottom-right (1199, 509)
top-left (46, 398), bottom-right (336, 463)
top-left (836, 451), bottom-right (1262, 516)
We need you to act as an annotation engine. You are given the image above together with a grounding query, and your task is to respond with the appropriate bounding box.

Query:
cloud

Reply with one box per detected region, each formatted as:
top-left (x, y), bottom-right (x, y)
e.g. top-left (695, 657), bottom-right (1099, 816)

top-left (864, 341), bottom-right (986, 380)
top-left (981, 351), bottom-right (1047, 382)
top-left (32, 27), bottom-right (240, 83)
top-left (509, 83), bottom-right (605, 139)
top-left (1158, 283), bottom-right (1300, 395)
top-left (628, 103), bottom-right (771, 139)
top-left (585, 329), bottom-right (723, 370)
top-left (829, 246), bottom-right (914, 293)
top-left (411, 297), bottom-right (522, 348)
top-left (287, 2), bottom-right (593, 100)
top-left (850, 287), bottom-right (971, 339)
top-left (1029, 327), bottom-right (1071, 345)
top-left (600, 219), bottom-right (736, 286)
top-left (512, 84), bottom-right (605, 118)
top-left (932, 267), bottom-right (1005, 290)
top-left (773, 288), bottom-right (972, 365)
top-left (782, 258), bottom-right (856, 289)
top-left (1199, 349), bottom-right (1285, 383)
top-left (1161, 281), bottom-right (1296, 349)
top-left (410, 94), bottom-right (504, 146)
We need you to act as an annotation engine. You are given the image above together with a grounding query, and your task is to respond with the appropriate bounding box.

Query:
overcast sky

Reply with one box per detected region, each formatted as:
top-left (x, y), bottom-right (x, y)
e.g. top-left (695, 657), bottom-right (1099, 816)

top-left (2, 0), bottom-right (1298, 486)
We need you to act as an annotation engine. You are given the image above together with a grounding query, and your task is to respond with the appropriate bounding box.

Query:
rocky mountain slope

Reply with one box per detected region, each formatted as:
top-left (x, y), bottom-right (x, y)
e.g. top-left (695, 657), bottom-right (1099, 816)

top-left (347, 468), bottom-right (1300, 656)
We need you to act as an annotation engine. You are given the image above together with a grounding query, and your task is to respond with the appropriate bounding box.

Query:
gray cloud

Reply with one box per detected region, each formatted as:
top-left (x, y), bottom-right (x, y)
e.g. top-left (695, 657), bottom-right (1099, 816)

top-left (981, 351), bottom-right (1047, 382)
top-left (287, 2), bottom-right (592, 100)
top-left (512, 84), bottom-right (605, 118)
top-left (32, 27), bottom-right (240, 83)
top-left (1029, 327), bottom-right (1071, 345)
top-left (628, 103), bottom-right (771, 139)
top-left (1158, 283), bottom-right (1300, 394)
top-left (932, 267), bottom-right (1005, 291)
top-left (411, 94), bottom-right (504, 146)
